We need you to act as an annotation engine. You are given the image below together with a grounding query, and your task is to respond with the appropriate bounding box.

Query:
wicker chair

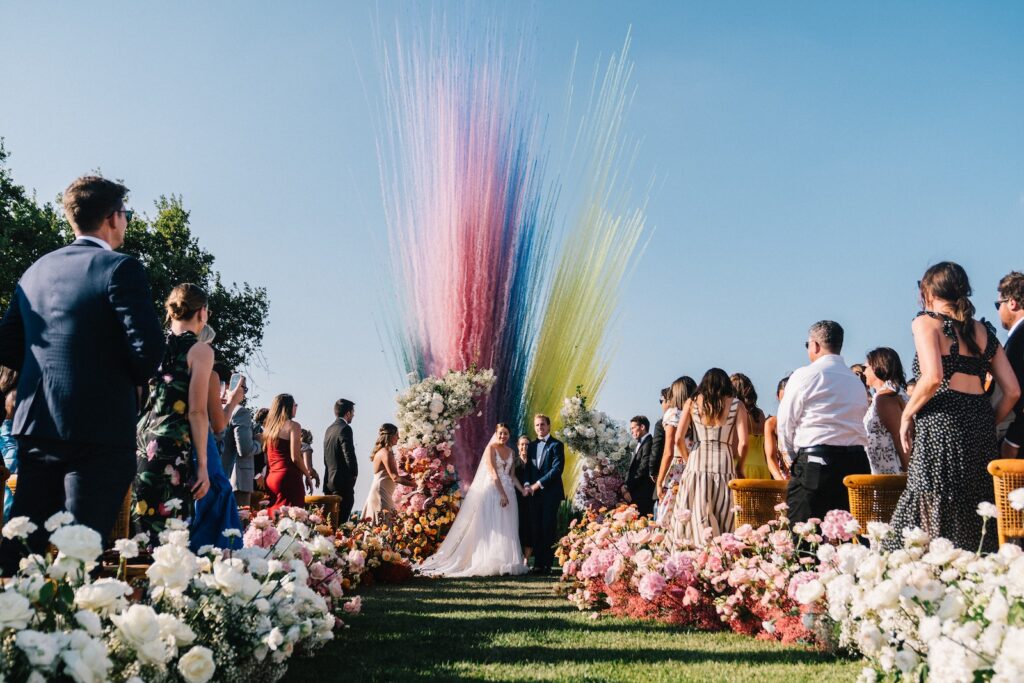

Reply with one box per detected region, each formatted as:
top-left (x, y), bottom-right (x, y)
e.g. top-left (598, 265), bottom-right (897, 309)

top-left (843, 474), bottom-right (906, 528)
top-left (305, 495), bottom-right (342, 529)
top-left (110, 487), bottom-right (133, 542)
top-left (988, 459), bottom-right (1024, 547)
top-left (728, 479), bottom-right (788, 528)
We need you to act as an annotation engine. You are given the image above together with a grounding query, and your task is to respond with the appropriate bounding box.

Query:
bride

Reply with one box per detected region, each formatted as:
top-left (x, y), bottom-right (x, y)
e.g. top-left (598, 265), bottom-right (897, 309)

top-left (417, 423), bottom-right (530, 577)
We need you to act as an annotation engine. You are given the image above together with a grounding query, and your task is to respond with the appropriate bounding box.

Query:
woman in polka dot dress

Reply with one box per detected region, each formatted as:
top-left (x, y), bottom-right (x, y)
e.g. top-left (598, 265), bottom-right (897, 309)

top-left (888, 263), bottom-right (1021, 552)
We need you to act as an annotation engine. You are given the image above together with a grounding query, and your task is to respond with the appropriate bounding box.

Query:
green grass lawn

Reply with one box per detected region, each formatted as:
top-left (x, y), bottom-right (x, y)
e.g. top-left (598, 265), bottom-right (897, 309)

top-left (283, 575), bottom-right (860, 682)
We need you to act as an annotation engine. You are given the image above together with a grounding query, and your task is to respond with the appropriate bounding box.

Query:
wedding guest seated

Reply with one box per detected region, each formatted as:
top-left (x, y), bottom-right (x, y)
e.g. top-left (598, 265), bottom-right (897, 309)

top-left (361, 423), bottom-right (413, 521)
top-left (862, 347), bottom-right (909, 473)
top-left (778, 321), bottom-right (869, 524)
top-left (264, 394), bottom-right (316, 513)
top-left (731, 373), bottom-right (771, 479)
top-left (763, 376), bottom-right (790, 480)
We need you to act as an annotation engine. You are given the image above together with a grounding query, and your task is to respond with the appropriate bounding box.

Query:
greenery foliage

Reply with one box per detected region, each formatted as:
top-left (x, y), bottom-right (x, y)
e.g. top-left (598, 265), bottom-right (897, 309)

top-left (0, 140), bottom-right (269, 371)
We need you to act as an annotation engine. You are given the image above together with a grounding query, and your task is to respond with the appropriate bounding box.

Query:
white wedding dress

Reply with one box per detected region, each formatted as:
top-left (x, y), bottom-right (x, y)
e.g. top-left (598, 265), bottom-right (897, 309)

top-left (417, 446), bottom-right (529, 577)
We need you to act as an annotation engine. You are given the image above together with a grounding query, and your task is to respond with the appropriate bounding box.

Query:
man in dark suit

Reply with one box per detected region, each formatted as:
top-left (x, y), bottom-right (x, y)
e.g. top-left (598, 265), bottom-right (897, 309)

top-left (649, 388), bottom-right (670, 512)
top-left (997, 272), bottom-right (1024, 457)
top-left (625, 416), bottom-right (655, 516)
top-left (523, 413), bottom-right (565, 574)
top-left (323, 398), bottom-right (358, 521)
top-left (0, 176), bottom-right (164, 570)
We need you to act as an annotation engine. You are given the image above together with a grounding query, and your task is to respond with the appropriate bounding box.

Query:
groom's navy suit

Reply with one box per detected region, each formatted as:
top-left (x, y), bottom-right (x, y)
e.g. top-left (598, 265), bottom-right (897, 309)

top-left (0, 238), bottom-right (164, 570)
top-left (525, 436), bottom-right (565, 572)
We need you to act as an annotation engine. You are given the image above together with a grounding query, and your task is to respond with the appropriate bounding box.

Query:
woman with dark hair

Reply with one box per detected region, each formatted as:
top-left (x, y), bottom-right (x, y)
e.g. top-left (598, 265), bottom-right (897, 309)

top-left (888, 262), bottom-right (1020, 551)
top-left (763, 376), bottom-right (791, 480)
top-left (863, 347), bottom-right (909, 474)
top-left (263, 394), bottom-right (316, 513)
top-left (730, 373), bottom-right (770, 479)
top-left (655, 376), bottom-right (698, 498)
top-left (361, 423), bottom-right (414, 521)
top-left (669, 368), bottom-right (749, 543)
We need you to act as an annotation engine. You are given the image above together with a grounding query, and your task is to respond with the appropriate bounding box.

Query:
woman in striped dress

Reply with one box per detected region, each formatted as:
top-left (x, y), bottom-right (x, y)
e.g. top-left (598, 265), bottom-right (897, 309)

top-left (670, 368), bottom-right (749, 544)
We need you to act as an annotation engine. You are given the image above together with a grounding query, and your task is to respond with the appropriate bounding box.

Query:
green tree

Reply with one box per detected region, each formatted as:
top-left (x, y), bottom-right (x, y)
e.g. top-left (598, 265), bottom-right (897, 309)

top-left (0, 140), bottom-right (65, 311)
top-left (0, 141), bottom-right (270, 371)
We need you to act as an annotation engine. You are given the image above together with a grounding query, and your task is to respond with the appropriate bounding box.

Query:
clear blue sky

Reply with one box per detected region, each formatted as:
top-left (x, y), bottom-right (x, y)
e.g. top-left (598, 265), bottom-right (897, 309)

top-left (2, 2), bottom-right (1021, 504)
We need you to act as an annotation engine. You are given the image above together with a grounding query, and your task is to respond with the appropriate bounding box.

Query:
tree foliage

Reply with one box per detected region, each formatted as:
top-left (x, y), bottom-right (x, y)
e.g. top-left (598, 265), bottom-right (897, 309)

top-left (0, 140), bottom-right (270, 371)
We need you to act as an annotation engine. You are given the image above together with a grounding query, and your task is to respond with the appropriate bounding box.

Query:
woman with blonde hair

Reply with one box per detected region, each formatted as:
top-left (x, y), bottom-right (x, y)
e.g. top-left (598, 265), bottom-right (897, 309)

top-left (263, 394), bottom-right (316, 513)
top-left (888, 262), bottom-right (1020, 551)
top-left (361, 423), bottom-right (414, 521)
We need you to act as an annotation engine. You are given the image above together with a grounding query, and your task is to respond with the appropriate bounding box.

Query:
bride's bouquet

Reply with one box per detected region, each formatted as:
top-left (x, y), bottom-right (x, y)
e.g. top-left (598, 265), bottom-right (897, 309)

top-left (558, 388), bottom-right (632, 512)
top-left (390, 367), bottom-right (496, 559)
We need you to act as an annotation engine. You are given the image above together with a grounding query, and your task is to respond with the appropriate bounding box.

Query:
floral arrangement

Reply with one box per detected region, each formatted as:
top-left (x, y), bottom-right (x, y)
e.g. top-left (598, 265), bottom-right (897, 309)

top-left (335, 519), bottom-right (414, 585)
top-left (390, 367), bottom-right (496, 558)
top-left (0, 509), bottom-right (353, 683)
top-left (557, 492), bottom-right (1024, 681)
top-left (558, 389), bottom-right (632, 512)
top-left (792, 497), bottom-right (1024, 682)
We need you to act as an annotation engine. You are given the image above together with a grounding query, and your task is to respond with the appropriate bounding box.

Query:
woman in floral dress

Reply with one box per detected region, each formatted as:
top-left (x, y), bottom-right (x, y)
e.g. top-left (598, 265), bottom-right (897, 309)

top-left (134, 283), bottom-right (214, 544)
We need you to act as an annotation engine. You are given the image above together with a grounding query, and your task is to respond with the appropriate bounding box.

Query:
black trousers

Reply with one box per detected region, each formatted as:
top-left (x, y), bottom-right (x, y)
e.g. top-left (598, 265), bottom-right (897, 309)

top-left (786, 446), bottom-right (870, 524)
top-left (338, 487), bottom-right (356, 524)
top-left (628, 483), bottom-right (655, 517)
top-left (530, 492), bottom-right (562, 570)
top-left (0, 437), bottom-right (135, 575)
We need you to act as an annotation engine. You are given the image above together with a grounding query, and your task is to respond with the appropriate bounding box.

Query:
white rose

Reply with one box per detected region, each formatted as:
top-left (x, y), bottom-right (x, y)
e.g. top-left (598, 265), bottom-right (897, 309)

top-left (177, 645), bottom-right (216, 683)
top-left (50, 524), bottom-right (103, 563)
top-left (74, 578), bottom-right (131, 614)
top-left (15, 629), bottom-right (60, 667)
top-left (2, 516), bottom-right (38, 540)
top-left (264, 627), bottom-right (285, 651)
top-left (938, 592), bottom-right (966, 620)
top-left (977, 501), bottom-right (999, 519)
top-left (113, 538), bottom-right (139, 560)
top-left (0, 590), bottom-right (34, 629)
top-left (147, 542), bottom-right (199, 592)
top-left (795, 579), bottom-right (825, 605)
top-left (865, 579), bottom-right (900, 611)
top-left (1009, 487), bottom-right (1024, 511)
top-left (111, 604), bottom-right (162, 649)
top-left (44, 511), bottom-right (76, 532)
top-left (157, 613), bottom-right (196, 647)
top-left (74, 609), bottom-right (103, 637)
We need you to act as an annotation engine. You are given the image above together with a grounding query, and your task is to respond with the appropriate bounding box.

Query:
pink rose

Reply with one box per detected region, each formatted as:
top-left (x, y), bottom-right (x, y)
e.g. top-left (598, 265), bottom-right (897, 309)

top-left (638, 571), bottom-right (667, 601)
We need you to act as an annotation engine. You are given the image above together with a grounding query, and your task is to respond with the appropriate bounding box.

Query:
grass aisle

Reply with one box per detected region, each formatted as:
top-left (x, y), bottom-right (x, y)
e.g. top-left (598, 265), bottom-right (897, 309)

top-left (284, 575), bottom-right (859, 682)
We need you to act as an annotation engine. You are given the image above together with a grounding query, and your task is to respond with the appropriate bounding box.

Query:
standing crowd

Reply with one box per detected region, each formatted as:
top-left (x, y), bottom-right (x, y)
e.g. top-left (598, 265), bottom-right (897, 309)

top-left (0, 174), bottom-right (1021, 577)
top-left (620, 262), bottom-right (1024, 552)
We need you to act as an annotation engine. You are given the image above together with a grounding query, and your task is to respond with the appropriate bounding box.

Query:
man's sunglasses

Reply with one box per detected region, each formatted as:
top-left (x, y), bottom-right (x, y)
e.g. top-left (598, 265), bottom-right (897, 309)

top-left (995, 299), bottom-right (1009, 311)
top-left (109, 208), bottom-right (134, 222)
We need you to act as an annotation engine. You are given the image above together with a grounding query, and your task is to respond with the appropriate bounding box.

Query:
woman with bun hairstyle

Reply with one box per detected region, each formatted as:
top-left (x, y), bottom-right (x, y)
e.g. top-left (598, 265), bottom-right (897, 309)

top-left (135, 283), bottom-right (216, 544)
top-left (887, 262), bottom-right (1020, 551)
top-left (360, 423), bottom-right (414, 521)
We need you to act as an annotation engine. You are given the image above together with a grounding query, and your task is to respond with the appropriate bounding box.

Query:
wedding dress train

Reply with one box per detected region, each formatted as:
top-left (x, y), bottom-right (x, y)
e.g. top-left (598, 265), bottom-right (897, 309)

top-left (417, 446), bottom-right (528, 578)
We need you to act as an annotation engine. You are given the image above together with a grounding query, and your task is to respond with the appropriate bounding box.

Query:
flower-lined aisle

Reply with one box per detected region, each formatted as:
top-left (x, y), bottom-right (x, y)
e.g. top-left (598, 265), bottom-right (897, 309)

top-left (557, 499), bottom-right (1024, 682)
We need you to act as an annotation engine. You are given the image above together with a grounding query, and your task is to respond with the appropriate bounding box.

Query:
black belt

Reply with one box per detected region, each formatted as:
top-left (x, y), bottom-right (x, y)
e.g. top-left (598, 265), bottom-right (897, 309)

top-left (797, 445), bottom-right (864, 456)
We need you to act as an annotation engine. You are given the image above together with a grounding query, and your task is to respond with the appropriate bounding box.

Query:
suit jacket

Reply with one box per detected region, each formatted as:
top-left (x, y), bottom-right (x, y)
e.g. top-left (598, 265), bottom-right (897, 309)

top-left (626, 434), bottom-right (655, 500)
top-left (323, 418), bottom-right (358, 494)
top-left (525, 436), bottom-right (565, 500)
top-left (222, 406), bottom-right (260, 467)
top-left (650, 419), bottom-right (665, 481)
top-left (1005, 324), bottom-right (1024, 446)
top-left (0, 239), bottom-right (164, 449)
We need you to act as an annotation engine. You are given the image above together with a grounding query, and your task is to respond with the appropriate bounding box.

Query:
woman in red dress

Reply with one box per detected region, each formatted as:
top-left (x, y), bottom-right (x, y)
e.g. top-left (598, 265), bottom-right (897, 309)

top-left (262, 394), bottom-right (312, 513)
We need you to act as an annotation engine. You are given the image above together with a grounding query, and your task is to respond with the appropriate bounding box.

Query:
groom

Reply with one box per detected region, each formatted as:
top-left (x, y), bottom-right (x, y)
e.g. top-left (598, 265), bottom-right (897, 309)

top-left (523, 414), bottom-right (565, 575)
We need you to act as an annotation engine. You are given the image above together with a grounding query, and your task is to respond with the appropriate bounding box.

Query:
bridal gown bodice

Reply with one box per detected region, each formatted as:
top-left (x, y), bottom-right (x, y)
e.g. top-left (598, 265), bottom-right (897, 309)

top-left (417, 449), bottom-right (529, 578)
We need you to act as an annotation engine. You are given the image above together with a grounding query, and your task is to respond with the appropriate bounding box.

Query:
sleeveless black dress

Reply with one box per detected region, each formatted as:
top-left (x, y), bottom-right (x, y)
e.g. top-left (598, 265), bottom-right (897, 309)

top-left (887, 312), bottom-right (1000, 552)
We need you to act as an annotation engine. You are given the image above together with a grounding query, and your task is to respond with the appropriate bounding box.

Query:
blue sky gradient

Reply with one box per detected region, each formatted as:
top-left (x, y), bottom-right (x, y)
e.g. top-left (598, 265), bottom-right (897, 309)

top-left (2, 1), bottom-right (1021, 503)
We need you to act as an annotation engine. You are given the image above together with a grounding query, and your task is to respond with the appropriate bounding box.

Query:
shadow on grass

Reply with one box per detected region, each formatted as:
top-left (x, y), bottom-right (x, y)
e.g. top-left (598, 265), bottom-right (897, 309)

top-left (285, 576), bottom-right (849, 682)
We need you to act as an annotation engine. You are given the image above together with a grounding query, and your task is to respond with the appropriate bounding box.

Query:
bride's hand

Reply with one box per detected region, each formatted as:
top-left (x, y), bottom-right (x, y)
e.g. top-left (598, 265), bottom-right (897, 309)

top-left (500, 494), bottom-right (509, 508)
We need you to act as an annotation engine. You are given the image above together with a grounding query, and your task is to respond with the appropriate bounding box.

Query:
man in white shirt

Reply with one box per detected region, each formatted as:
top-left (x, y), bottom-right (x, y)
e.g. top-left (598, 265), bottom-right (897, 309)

top-left (778, 320), bottom-right (869, 524)
top-left (996, 272), bottom-right (1024, 456)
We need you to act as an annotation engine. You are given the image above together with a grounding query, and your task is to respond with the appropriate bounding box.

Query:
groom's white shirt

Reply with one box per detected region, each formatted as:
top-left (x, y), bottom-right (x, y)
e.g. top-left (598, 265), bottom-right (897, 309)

top-left (535, 436), bottom-right (549, 469)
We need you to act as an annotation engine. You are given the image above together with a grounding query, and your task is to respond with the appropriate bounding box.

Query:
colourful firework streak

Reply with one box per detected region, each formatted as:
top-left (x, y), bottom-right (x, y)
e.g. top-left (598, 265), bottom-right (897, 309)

top-left (378, 20), bottom-right (645, 488)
